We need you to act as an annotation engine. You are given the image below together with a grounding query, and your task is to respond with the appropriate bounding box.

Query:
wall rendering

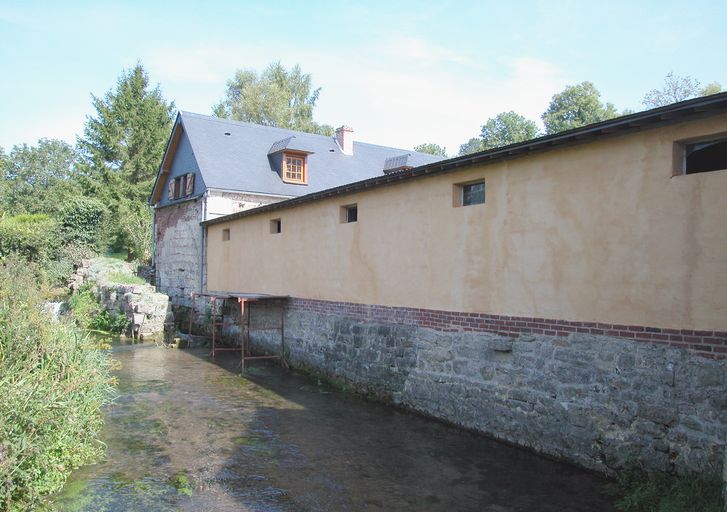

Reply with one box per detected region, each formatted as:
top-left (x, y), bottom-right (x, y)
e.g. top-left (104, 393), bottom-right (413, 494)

top-left (206, 113), bottom-right (727, 336)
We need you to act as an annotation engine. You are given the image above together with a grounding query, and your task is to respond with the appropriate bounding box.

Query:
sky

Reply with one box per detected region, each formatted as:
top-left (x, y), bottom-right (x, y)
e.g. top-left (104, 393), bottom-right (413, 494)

top-left (1, 0), bottom-right (726, 156)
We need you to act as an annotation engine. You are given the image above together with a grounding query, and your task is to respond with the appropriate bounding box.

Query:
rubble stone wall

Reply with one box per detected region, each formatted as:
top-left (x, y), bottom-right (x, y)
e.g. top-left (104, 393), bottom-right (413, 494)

top-left (154, 200), bottom-right (202, 308)
top-left (71, 259), bottom-right (173, 338)
top-left (245, 298), bottom-right (727, 479)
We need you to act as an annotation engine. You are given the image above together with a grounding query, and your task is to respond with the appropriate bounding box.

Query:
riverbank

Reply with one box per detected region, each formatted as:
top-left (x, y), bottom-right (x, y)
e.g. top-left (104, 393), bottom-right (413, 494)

top-left (0, 258), bottom-right (115, 511)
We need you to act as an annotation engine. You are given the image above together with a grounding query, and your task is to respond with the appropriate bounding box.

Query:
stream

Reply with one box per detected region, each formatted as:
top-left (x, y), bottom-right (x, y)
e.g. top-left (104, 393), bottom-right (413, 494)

top-left (54, 341), bottom-right (616, 511)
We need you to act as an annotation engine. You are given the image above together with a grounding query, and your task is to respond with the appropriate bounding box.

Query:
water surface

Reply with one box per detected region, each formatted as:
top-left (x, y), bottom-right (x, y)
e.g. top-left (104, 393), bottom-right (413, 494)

top-left (55, 344), bottom-right (615, 511)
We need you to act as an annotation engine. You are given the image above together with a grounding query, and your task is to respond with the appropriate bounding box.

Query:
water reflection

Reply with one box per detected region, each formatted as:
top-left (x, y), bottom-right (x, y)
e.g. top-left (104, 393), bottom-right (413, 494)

top-left (55, 343), bottom-right (615, 511)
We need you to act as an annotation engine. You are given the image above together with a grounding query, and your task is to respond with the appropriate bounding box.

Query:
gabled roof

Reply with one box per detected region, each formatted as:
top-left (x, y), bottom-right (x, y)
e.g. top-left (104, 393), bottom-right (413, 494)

top-left (149, 112), bottom-right (444, 204)
top-left (203, 91), bottom-right (727, 226)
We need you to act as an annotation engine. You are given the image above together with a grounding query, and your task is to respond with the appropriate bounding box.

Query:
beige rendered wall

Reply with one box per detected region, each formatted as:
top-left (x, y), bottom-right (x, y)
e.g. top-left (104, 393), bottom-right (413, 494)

top-left (206, 114), bottom-right (727, 331)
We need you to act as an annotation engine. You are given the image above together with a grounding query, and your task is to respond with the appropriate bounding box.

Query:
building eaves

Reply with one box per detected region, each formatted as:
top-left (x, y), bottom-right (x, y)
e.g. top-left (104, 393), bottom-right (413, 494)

top-left (202, 92), bottom-right (727, 227)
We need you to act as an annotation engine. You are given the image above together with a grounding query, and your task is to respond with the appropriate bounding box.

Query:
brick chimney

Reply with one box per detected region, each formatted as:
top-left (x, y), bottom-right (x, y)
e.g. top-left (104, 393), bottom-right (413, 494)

top-left (335, 126), bottom-right (354, 155)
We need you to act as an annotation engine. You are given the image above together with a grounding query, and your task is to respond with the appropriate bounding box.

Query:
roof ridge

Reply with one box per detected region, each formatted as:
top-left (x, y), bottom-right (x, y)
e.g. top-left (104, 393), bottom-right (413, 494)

top-left (178, 111), bottom-right (444, 159)
top-left (179, 111), bottom-right (335, 141)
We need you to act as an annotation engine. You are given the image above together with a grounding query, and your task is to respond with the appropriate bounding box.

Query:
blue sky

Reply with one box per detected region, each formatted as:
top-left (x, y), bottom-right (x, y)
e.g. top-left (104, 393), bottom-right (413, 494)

top-left (1, 0), bottom-right (726, 155)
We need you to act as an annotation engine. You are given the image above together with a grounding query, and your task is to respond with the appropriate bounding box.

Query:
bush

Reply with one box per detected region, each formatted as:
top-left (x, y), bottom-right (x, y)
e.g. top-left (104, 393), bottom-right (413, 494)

top-left (67, 283), bottom-right (102, 331)
top-left (42, 244), bottom-right (96, 288)
top-left (68, 283), bottom-right (129, 334)
top-left (116, 200), bottom-right (153, 264)
top-left (89, 310), bottom-right (129, 334)
top-left (609, 464), bottom-right (724, 512)
top-left (0, 257), bottom-right (115, 510)
top-left (59, 197), bottom-right (108, 250)
top-left (0, 214), bottom-right (61, 262)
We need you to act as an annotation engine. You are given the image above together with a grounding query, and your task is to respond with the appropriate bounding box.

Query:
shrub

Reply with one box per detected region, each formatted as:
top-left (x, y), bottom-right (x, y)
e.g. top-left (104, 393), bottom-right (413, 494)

top-left (67, 283), bottom-right (102, 331)
top-left (89, 310), bottom-right (129, 334)
top-left (59, 197), bottom-right (108, 250)
top-left (68, 283), bottom-right (129, 334)
top-left (42, 244), bottom-right (96, 288)
top-left (0, 214), bottom-right (61, 262)
top-left (0, 257), bottom-right (115, 510)
top-left (117, 200), bottom-right (153, 263)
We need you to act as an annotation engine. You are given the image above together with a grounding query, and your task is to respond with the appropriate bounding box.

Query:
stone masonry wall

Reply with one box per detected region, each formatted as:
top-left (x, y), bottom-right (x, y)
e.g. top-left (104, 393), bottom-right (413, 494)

top-left (154, 199), bottom-right (202, 308)
top-left (71, 259), bottom-right (173, 338)
top-left (245, 298), bottom-right (727, 478)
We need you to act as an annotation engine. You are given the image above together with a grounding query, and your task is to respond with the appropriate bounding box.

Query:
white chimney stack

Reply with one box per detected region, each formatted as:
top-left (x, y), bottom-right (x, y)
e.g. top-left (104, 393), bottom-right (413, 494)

top-left (335, 126), bottom-right (354, 155)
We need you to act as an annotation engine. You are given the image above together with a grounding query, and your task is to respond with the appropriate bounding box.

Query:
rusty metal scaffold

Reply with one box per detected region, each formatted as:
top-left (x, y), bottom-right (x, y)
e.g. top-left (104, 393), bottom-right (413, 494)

top-left (188, 292), bottom-right (289, 372)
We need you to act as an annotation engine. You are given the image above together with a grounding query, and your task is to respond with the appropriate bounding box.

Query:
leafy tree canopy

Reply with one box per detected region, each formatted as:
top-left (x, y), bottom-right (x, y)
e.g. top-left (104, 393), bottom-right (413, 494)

top-left (642, 72), bottom-right (723, 108)
top-left (413, 143), bottom-right (447, 157)
top-left (78, 63), bottom-right (175, 203)
top-left (542, 81), bottom-right (618, 134)
top-left (458, 137), bottom-right (484, 156)
top-left (0, 139), bottom-right (80, 215)
top-left (480, 111), bottom-right (539, 150)
top-left (213, 62), bottom-right (333, 135)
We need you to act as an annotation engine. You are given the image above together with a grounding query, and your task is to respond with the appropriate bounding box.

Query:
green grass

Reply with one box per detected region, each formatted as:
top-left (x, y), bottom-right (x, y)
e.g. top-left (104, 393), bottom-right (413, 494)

top-left (106, 271), bottom-right (146, 285)
top-left (105, 251), bottom-right (128, 261)
top-left (608, 465), bottom-right (724, 512)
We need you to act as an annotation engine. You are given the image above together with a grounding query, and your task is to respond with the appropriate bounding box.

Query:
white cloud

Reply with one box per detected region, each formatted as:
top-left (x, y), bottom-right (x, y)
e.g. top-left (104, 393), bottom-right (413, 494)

top-left (143, 37), bottom-right (567, 156)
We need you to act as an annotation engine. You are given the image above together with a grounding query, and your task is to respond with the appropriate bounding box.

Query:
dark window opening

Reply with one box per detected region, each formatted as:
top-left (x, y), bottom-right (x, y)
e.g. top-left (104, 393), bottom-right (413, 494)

top-left (222, 229), bottom-right (230, 241)
top-left (341, 204), bottom-right (358, 223)
top-left (270, 218), bottom-right (282, 234)
top-left (168, 173), bottom-right (195, 200)
top-left (462, 182), bottom-right (485, 206)
top-left (685, 138), bottom-right (727, 174)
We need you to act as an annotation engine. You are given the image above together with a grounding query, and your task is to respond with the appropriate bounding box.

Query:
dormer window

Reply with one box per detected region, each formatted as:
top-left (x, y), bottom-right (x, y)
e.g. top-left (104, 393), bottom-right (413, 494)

top-left (283, 152), bottom-right (307, 184)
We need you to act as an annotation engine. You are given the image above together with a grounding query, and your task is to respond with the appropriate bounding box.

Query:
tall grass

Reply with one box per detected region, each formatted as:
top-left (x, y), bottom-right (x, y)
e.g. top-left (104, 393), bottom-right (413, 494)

top-left (0, 257), bottom-right (115, 510)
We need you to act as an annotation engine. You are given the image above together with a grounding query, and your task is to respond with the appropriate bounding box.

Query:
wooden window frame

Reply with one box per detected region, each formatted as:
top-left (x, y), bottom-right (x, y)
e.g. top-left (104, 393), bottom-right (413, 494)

top-left (282, 152), bottom-right (308, 184)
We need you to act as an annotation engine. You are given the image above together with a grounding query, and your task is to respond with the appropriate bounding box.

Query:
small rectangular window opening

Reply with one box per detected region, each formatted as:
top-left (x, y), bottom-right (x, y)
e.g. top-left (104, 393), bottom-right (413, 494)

top-left (684, 138), bottom-right (727, 174)
top-left (454, 180), bottom-right (485, 207)
top-left (341, 204), bottom-right (358, 223)
top-left (270, 218), bottom-right (282, 234)
top-left (222, 228), bottom-right (230, 241)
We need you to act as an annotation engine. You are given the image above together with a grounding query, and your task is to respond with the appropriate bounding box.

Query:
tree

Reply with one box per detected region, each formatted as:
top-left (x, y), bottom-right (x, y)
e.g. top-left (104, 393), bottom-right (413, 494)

top-left (78, 63), bottom-right (175, 203)
top-left (414, 143), bottom-right (447, 157)
top-left (642, 72), bottom-right (723, 108)
top-left (213, 62), bottom-right (333, 135)
top-left (77, 63), bottom-right (174, 253)
top-left (700, 82), bottom-right (723, 97)
top-left (480, 111), bottom-right (539, 150)
top-left (117, 199), bottom-right (153, 262)
top-left (542, 82), bottom-right (618, 134)
top-left (0, 139), bottom-right (80, 215)
top-left (458, 138), bottom-right (484, 156)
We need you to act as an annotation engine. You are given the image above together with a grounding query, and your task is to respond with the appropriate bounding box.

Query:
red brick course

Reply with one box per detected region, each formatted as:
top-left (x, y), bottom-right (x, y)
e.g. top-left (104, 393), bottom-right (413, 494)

top-left (288, 298), bottom-right (726, 360)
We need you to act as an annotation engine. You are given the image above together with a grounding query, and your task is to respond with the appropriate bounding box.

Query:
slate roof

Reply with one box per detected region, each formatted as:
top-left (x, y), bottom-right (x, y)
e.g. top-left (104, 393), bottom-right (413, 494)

top-left (168, 112), bottom-right (444, 198)
top-left (203, 91), bottom-right (727, 226)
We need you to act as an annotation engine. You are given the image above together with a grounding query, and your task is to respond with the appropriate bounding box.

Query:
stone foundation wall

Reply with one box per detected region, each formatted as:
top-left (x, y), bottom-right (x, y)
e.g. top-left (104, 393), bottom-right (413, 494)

top-left (245, 298), bottom-right (727, 478)
top-left (71, 259), bottom-right (172, 338)
top-left (154, 200), bottom-right (203, 308)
